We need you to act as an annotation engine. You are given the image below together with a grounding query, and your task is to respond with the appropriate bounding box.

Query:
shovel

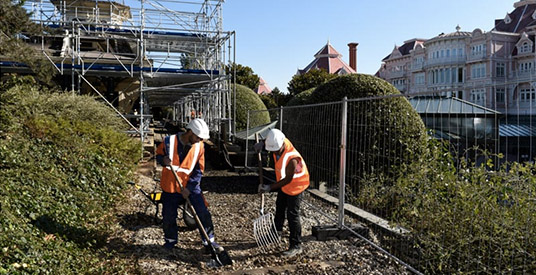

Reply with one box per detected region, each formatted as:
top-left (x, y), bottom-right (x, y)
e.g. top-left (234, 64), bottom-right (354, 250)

top-left (168, 165), bottom-right (233, 267)
top-left (253, 133), bottom-right (281, 252)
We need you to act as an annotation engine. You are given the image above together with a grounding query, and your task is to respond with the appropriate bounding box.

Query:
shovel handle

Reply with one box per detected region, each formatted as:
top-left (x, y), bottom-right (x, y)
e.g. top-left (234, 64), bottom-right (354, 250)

top-left (168, 165), bottom-right (214, 250)
top-left (255, 133), bottom-right (265, 214)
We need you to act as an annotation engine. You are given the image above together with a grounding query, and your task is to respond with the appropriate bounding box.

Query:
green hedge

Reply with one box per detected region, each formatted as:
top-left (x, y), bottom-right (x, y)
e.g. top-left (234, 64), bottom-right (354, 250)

top-left (0, 77), bottom-right (140, 274)
top-left (233, 84), bottom-right (270, 130)
top-left (285, 74), bottom-right (428, 217)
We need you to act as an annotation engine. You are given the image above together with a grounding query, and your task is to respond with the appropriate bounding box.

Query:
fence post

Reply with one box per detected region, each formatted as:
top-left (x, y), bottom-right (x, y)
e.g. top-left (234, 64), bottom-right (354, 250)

top-left (338, 97), bottom-right (348, 228)
top-left (279, 106), bottom-right (283, 130)
top-left (245, 110), bottom-right (250, 168)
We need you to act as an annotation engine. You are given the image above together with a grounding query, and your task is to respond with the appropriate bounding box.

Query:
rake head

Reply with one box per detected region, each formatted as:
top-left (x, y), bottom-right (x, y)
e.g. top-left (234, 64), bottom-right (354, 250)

top-left (253, 212), bottom-right (281, 252)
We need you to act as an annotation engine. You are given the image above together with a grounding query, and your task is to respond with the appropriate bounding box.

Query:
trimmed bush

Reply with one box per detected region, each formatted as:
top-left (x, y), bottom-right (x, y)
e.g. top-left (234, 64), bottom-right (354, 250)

top-left (286, 87), bottom-right (315, 106)
top-left (285, 74), bottom-right (428, 217)
top-left (233, 84), bottom-right (270, 130)
top-left (0, 77), bottom-right (140, 274)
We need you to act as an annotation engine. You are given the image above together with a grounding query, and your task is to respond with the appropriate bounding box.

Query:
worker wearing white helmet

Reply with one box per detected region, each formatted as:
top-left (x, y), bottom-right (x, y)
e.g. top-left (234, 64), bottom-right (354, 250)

top-left (256, 128), bottom-right (310, 257)
top-left (156, 118), bottom-right (223, 253)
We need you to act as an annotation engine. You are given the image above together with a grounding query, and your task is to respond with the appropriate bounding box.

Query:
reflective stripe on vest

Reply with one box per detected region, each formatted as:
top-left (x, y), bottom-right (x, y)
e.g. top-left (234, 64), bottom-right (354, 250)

top-left (164, 137), bottom-right (202, 175)
top-left (165, 135), bottom-right (180, 171)
top-left (280, 152), bottom-right (307, 179)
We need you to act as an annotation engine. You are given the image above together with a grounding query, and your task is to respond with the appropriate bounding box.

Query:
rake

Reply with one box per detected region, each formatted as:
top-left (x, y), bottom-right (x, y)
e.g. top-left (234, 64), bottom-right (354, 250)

top-left (253, 133), bottom-right (281, 252)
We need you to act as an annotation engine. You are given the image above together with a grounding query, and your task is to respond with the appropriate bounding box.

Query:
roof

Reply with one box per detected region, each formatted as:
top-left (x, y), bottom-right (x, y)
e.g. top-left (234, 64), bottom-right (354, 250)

top-left (409, 96), bottom-right (501, 116)
top-left (382, 39), bottom-right (426, 61)
top-left (255, 77), bottom-right (272, 95)
top-left (493, 2), bottom-right (536, 33)
top-left (426, 27), bottom-right (472, 45)
top-left (499, 123), bottom-right (536, 137)
top-left (298, 42), bottom-right (355, 75)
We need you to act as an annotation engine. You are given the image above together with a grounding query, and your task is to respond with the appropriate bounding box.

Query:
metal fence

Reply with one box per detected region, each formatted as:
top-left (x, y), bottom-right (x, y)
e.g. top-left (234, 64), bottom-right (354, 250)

top-left (246, 93), bottom-right (536, 274)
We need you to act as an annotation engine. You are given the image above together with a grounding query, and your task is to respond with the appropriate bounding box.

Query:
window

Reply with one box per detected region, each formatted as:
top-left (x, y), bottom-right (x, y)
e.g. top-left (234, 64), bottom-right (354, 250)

top-left (496, 63), bottom-right (505, 77)
top-left (471, 44), bottom-right (486, 56)
top-left (471, 63), bottom-right (486, 78)
top-left (453, 49), bottom-right (457, 57)
top-left (471, 89), bottom-right (486, 105)
top-left (519, 61), bottom-right (534, 72)
top-left (496, 88), bottom-right (505, 103)
top-left (458, 68), bottom-right (464, 83)
top-left (520, 88), bottom-right (536, 103)
top-left (519, 42), bottom-right (532, 54)
top-left (414, 73), bottom-right (425, 85)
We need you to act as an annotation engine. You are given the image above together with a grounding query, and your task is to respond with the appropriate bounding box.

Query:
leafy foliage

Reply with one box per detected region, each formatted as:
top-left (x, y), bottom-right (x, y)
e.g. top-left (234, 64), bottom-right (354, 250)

top-left (259, 93), bottom-right (277, 109)
top-left (287, 68), bottom-right (336, 96)
top-left (0, 76), bottom-right (140, 274)
top-left (0, 0), bottom-right (57, 85)
top-left (233, 84), bottom-right (270, 131)
top-left (226, 63), bottom-right (260, 90)
top-left (393, 144), bottom-right (536, 273)
top-left (286, 87), bottom-right (314, 106)
top-left (286, 74), bottom-right (428, 217)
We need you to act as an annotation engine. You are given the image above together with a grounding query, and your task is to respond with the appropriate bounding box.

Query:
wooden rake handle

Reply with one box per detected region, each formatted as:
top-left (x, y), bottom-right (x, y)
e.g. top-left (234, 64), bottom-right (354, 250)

top-left (255, 133), bottom-right (265, 215)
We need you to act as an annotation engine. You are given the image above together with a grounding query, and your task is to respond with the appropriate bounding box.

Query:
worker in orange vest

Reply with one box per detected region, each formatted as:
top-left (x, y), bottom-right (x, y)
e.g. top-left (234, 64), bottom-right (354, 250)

top-left (255, 129), bottom-right (310, 257)
top-left (156, 118), bottom-right (222, 253)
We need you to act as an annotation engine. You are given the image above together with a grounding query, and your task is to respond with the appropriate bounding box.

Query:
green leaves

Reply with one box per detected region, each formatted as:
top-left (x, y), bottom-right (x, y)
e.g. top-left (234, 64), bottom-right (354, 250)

top-left (0, 80), bottom-right (140, 273)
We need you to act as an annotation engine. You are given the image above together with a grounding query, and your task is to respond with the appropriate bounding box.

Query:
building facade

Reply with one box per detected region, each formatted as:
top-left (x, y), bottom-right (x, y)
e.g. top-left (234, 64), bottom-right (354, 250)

top-left (378, 0), bottom-right (536, 115)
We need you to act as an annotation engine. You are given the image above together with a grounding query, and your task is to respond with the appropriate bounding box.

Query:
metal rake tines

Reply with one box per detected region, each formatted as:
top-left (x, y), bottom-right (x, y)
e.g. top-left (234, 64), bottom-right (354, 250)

top-left (253, 212), bottom-right (281, 252)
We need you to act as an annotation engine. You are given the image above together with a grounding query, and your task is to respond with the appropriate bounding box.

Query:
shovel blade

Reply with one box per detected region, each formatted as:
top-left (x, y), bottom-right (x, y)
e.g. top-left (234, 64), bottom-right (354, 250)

top-left (214, 250), bottom-right (233, 266)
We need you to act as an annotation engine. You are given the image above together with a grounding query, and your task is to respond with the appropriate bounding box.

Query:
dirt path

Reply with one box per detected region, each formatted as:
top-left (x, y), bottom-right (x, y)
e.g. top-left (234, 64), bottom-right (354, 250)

top-left (107, 158), bottom-right (411, 274)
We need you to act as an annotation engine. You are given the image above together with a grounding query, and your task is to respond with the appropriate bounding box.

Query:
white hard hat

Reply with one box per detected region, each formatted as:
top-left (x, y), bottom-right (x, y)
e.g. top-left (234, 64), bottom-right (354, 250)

top-left (265, 129), bottom-right (285, 151)
top-left (186, 118), bottom-right (210, 139)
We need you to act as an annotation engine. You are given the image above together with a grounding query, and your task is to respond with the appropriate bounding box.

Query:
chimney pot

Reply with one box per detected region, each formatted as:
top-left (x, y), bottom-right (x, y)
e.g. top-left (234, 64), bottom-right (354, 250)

top-left (348, 42), bottom-right (359, 72)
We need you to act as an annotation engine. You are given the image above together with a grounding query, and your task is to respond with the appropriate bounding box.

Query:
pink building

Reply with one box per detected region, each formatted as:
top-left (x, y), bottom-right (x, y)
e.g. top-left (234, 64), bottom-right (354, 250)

top-left (378, 0), bottom-right (536, 116)
top-left (255, 77), bottom-right (272, 95)
top-left (298, 41), bottom-right (358, 75)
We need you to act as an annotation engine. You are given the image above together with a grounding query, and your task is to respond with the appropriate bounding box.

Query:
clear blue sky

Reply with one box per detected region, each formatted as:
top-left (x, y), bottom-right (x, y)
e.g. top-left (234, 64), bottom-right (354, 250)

top-left (223, 0), bottom-right (515, 93)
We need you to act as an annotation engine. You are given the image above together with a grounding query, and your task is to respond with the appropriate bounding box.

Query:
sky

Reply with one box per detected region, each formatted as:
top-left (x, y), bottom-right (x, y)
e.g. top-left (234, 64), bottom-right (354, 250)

top-left (222, 0), bottom-right (516, 93)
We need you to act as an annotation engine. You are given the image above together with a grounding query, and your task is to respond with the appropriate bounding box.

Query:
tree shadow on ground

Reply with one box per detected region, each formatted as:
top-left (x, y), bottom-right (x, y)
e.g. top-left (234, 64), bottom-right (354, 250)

top-left (106, 237), bottom-right (206, 268)
top-left (201, 175), bottom-right (259, 194)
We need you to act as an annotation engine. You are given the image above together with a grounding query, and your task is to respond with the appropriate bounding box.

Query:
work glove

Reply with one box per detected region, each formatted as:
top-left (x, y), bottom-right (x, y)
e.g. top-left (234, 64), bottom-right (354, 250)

top-left (253, 141), bottom-right (264, 153)
top-left (258, 184), bottom-right (271, 193)
top-left (181, 187), bottom-right (190, 199)
top-left (162, 156), bottom-right (171, 166)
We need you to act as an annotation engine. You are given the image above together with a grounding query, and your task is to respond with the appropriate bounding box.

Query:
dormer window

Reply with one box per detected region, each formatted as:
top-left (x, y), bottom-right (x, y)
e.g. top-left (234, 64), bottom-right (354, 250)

top-left (519, 42), bottom-right (533, 54)
top-left (504, 13), bottom-right (512, 24)
top-left (533, 10), bottom-right (536, 20)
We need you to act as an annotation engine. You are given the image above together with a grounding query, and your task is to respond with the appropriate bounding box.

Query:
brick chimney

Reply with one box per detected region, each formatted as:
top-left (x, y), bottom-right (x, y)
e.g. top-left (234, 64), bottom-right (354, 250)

top-left (348, 42), bottom-right (358, 72)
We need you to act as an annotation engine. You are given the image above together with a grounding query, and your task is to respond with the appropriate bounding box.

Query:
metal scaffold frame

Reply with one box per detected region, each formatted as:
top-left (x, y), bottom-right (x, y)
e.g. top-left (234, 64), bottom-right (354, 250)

top-left (16, 0), bottom-right (235, 150)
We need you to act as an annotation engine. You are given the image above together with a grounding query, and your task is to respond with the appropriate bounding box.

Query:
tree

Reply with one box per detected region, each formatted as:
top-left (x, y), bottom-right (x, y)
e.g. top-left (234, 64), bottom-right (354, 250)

top-left (269, 87), bottom-right (293, 107)
top-left (287, 68), bottom-right (336, 96)
top-left (226, 63), bottom-right (259, 90)
top-left (0, 0), bottom-right (56, 85)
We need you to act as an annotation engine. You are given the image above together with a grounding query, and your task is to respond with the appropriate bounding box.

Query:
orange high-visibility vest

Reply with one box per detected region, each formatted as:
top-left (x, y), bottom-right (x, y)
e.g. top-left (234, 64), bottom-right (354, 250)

top-left (273, 138), bottom-right (310, 196)
top-left (156, 135), bottom-right (205, 193)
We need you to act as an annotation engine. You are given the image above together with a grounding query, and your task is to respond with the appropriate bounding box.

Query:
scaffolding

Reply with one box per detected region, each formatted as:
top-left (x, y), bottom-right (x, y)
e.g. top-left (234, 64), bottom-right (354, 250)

top-left (6, 0), bottom-right (235, 147)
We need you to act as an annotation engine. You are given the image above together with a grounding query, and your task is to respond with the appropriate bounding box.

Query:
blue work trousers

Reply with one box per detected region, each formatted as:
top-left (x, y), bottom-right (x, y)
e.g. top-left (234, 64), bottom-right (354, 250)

top-left (161, 190), bottom-right (215, 246)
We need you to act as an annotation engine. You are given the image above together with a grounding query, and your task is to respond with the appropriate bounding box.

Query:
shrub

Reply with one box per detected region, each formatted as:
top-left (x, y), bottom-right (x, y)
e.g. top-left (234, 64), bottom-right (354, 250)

top-left (286, 87), bottom-right (315, 106)
top-left (284, 74), bottom-right (428, 217)
top-left (233, 84), bottom-right (270, 131)
top-left (0, 77), bottom-right (140, 274)
top-left (394, 145), bottom-right (536, 273)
